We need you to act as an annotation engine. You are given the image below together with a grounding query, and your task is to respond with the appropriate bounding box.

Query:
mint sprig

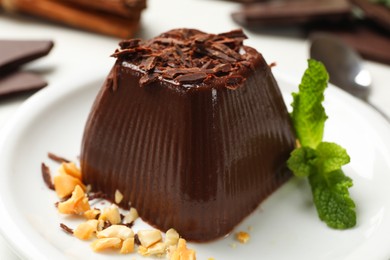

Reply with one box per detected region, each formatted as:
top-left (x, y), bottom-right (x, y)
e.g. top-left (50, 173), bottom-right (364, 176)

top-left (288, 59), bottom-right (356, 229)
top-left (290, 59), bottom-right (328, 149)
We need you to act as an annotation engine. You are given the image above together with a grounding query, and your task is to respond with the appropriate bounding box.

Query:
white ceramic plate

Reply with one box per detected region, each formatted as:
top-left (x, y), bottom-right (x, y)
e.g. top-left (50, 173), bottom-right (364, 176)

top-left (0, 72), bottom-right (390, 260)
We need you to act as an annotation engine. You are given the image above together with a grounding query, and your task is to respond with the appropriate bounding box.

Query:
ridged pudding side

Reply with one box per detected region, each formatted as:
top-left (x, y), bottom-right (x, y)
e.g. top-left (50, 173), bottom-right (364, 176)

top-left (80, 53), bottom-right (295, 242)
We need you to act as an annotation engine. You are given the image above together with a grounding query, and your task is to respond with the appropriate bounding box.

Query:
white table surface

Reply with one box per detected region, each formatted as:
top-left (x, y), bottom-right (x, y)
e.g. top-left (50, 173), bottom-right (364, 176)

top-left (0, 0), bottom-right (389, 258)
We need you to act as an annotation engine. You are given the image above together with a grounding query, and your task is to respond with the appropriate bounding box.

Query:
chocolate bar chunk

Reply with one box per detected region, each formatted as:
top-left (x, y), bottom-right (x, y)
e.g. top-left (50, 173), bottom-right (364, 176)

top-left (232, 0), bottom-right (352, 27)
top-left (313, 24), bottom-right (390, 65)
top-left (351, 0), bottom-right (390, 33)
top-left (0, 40), bottom-right (53, 98)
top-left (0, 71), bottom-right (47, 98)
top-left (0, 40), bottom-right (53, 74)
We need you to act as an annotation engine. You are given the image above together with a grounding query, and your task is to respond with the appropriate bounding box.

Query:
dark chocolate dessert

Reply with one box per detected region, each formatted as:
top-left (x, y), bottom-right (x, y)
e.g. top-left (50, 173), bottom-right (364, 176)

top-left (80, 29), bottom-right (296, 242)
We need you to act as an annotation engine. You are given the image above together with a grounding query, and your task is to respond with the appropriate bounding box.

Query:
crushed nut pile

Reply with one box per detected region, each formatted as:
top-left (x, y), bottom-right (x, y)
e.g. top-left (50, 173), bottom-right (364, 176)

top-left (42, 154), bottom-right (196, 259)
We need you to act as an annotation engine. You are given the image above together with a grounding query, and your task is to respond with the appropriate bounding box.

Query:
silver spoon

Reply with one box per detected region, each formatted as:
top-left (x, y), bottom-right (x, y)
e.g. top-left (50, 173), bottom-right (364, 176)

top-left (310, 33), bottom-right (371, 100)
top-left (309, 33), bottom-right (390, 121)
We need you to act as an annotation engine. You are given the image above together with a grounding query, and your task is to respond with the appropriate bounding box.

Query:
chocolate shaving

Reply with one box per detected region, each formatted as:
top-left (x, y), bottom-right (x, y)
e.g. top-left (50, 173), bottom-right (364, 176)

top-left (212, 42), bottom-right (241, 60)
top-left (55, 196), bottom-right (70, 207)
top-left (175, 44), bottom-right (191, 67)
top-left (140, 73), bottom-right (159, 87)
top-left (60, 223), bottom-right (73, 235)
top-left (175, 72), bottom-right (208, 84)
top-left (111, 46), bottom-right (152, 59)
top-left (195, 33), bottom-right (214, 44)
top-left (122, 222), bottom-right (134, 228)
top-left (150, 37), bottom-right (186, 46)
top-left (134, 234), bottom-right (141, 245)
top-left (205, 48), bottom-right (237, 62)
top-left (88, 191), bottom-right (107, 200)
top-left (140, 56), bottom-right (157, 71)
top-left (103, 221), bottom-right (112, 230)
top-left (225, 75), bottom-right (245, 90)
top-left (119, 39), bottom-right (141, 49)
top-left (213, 63), bottom-right (232, 74)
top-left (111, 48), bottom-right (136, 58)
top-left (93, 208), bottom-right (101, 219)
top-left (41, 163), bottom-right (55, 190)
top-left (201, 60), bottom-right (212, 69)
top-left (162, 67), bottom-right (204, 79)
top-left (112, 29), bottom-right (259, 90)
top-left (47, 152), bottom-right (70, 163)
top-left (269, 62), bottom-right (277, 68)
top-left (218, 29), bottom-right (248, 39)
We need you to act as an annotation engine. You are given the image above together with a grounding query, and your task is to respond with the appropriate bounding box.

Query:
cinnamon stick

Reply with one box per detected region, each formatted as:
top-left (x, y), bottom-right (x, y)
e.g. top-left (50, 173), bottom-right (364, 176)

top-left (0, 0), bottom-right (141, 38)
top-left (60, 0), bottom-right (146, 18)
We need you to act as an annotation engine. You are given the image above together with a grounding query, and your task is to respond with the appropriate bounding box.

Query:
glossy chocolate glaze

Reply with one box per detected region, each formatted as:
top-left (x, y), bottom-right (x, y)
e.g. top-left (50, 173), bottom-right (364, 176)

top-left (81, 29), bottom-right (296, 241)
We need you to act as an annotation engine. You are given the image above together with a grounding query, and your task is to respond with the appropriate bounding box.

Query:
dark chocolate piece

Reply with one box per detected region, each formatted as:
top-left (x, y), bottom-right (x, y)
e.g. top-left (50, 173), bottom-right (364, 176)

top-left (41, 163), bottom-right (55, 190)
top-left (81, 29), bottom-right (296, 242)
top-left (232, 0), bottom-right (352, 27)
top-left (312, 24), bottom-right (390, 65)
top-left (0, 71), bottom-right (47, 98)
top-left (351, 0), bottom-right (390, 33)
top-left (0, 40), bottom-right (53, 74)
top-left (47, 152), bottom-right (71, 164)
top-left (60, 223), bottom-right (73, 235)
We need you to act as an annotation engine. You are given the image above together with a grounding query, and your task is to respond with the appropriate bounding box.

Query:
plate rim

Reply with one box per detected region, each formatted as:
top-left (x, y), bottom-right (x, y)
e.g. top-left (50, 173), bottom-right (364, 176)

top-left (0, 72), bottom-right (390, 259)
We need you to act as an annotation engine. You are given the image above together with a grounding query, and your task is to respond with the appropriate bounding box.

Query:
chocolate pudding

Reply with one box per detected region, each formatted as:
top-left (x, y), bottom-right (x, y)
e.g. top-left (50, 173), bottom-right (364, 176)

top-left (80, 28), bottom-right (296, 241)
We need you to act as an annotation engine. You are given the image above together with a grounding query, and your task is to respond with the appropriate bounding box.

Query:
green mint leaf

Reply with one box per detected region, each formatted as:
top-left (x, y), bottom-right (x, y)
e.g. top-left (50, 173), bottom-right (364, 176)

top-left (314, 142), bottom-right (350, 174)
top-left (309, 169), bottom-right (356, 229)
top-left (288, 59), bottom-right (356, 230)
top-left (290, 59), bottom-right (329, 148)
top-left (287, 147), bottom-right (316, 177)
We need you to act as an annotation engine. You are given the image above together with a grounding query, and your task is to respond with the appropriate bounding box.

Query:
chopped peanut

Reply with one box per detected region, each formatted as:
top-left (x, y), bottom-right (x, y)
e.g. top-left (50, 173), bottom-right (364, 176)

top-left (97, 219), bottom-right (105, 232)
top-left (137, 229), bottom-right (162, 248)
top-left (73, 219), bottom-right (99, 240)
top-left (58, 185), bottom-right (90, 214)
top-left (83, 209), bottom-right (101, 220)
top-left (59, 162), bottom-right (82, 180)
top-left (123, 207), bottom-right (138, 224)
top-left (236, 231), bottom-right (250, 244)
top-left (165, 228), bottom-right (180, 246)
top-left (90, 237), bottom-right (122, 252)
top-left (98, 204), bottom-right (121, 224)
top-left (97, 225), bottom-right (134, 240)
top-left (138, 242), bottom-right (166, 256)
top-left (85, 184), bottom-right (92, 193)
top-left (54, 174), bottom-right (85, 199)
top-left (169, 238), bottom-right (196, 260)
top-left (167, 245), bottom-right (177, 259)
top-left (45, 158), bottom-right (198, 258)
top-left (114, 190), bottom-right (123, 204)
top-left (120, 237), bottom-right (135, 254)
